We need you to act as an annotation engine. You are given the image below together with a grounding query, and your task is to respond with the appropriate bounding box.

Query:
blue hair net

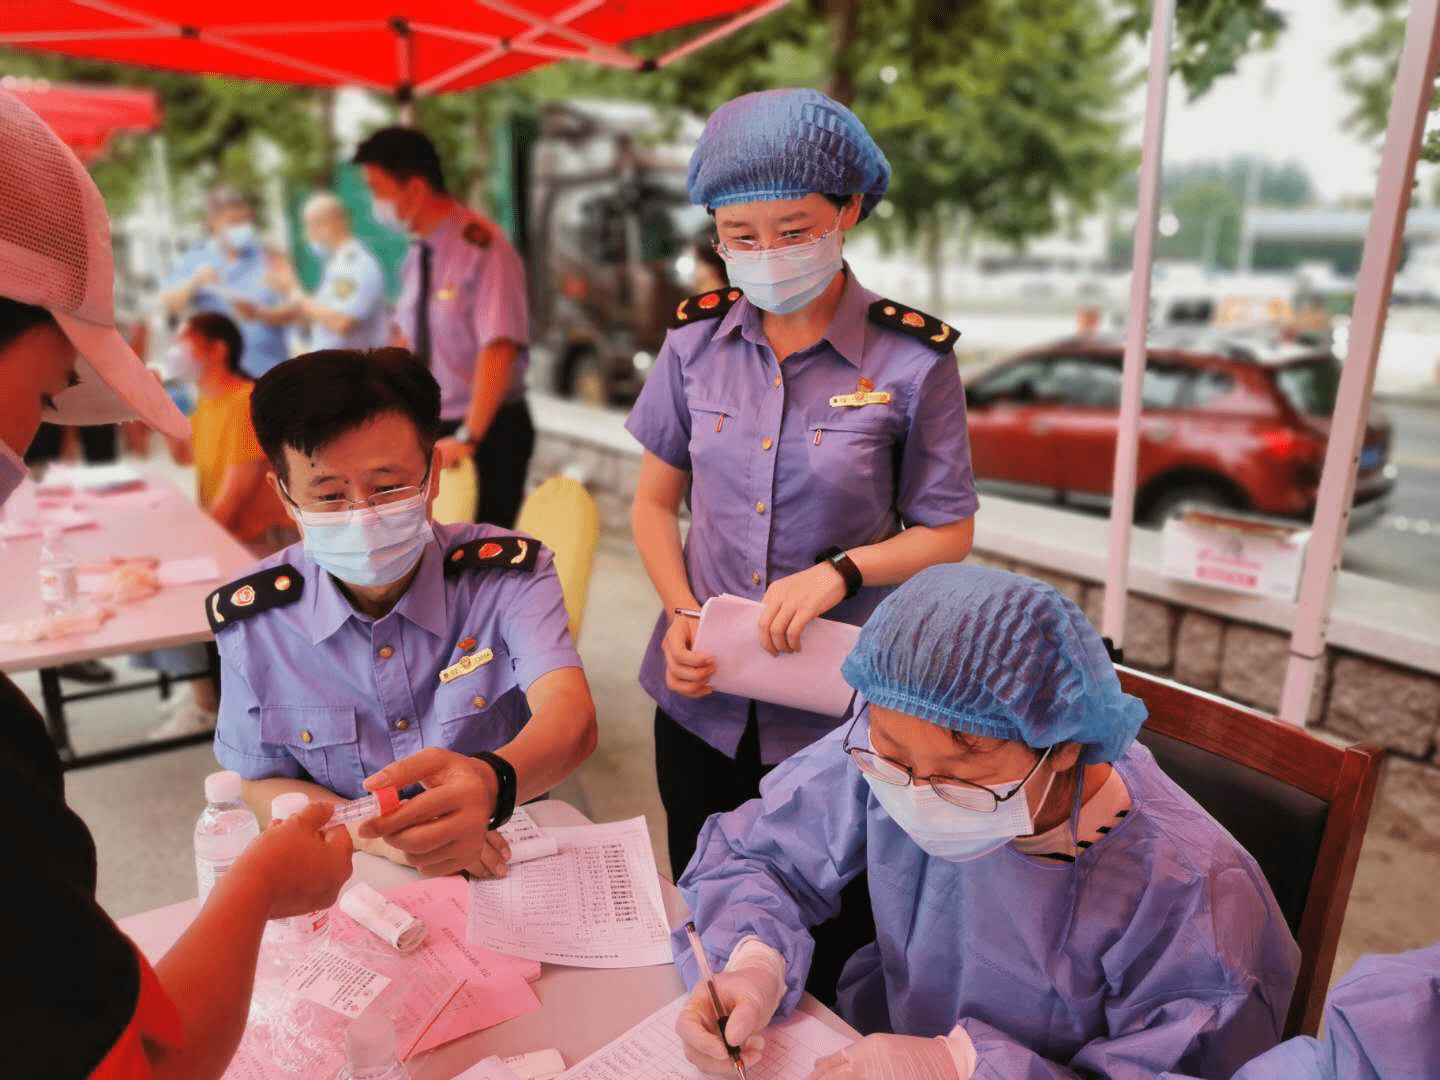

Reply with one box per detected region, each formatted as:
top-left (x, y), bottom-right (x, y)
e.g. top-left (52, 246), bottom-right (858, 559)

top-left (687, 88), bottom-right (891, 220)
top-left (841, 565), bottom-right (1147, 765)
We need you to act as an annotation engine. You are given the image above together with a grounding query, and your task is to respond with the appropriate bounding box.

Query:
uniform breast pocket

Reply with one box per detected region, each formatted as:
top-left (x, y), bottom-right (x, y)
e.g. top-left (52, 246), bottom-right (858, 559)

top-left (687, 400), bottom-right (737, 466)
top-left (432, 647), bottom-right (523, 755)
top-left (808, 416), bottom-right (897, 498)
top-left (260, 705), bottom-right (361, 793)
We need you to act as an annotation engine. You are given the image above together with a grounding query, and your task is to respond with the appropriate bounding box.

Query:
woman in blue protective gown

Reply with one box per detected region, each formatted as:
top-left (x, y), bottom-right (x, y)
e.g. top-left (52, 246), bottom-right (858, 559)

top-left (672, 564), bottom-right (1300, 1080)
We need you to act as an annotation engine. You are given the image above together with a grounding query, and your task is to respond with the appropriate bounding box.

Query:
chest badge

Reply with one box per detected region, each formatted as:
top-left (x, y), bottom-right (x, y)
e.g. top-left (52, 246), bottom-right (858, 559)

top-left (829, 376), bottom-right (892, 409)
top-left (457, 637), bottom-right (478, 653)
top-left (439, 647), bottom-right (494, 684)
top-left (437, 284), bottom-right (457, 301)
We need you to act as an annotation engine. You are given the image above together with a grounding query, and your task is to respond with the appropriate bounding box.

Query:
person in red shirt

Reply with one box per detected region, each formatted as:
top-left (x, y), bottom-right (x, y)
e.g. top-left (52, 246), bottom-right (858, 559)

top-left (0, 88), bottom-right (354, 1080)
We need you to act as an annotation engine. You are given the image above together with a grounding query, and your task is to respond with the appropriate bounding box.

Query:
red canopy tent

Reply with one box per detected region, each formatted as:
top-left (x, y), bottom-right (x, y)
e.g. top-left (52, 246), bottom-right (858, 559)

top-left (1, 77), bottom-right (160, 161)
top-left (0, 1), bottom-right (792, 98)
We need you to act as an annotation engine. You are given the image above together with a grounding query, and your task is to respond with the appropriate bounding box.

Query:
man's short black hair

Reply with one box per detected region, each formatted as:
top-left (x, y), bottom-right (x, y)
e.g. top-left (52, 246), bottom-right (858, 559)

top-left (251, 348), bottom-right (442, 482)
top-left (185, 312), bottom-right (245, 376)
top-left (0, 297), bottom-right (58, 352)
top-left (352, 127), bottom-right (447, 194)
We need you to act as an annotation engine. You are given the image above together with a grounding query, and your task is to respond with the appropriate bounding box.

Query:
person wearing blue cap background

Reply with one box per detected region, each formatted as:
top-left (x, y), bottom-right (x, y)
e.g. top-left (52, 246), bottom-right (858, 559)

top-left (673, 564), bottom-right (1299, 1080)
top-left (1162, 942), bottom-right (1440, 1080)
top-left (626, 88), bottom-right (980, 980)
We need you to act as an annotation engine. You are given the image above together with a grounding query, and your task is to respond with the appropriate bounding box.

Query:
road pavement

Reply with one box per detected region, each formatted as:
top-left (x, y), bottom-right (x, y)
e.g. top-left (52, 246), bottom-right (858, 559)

top-left (1344, 402), bottom-right (1440, 590)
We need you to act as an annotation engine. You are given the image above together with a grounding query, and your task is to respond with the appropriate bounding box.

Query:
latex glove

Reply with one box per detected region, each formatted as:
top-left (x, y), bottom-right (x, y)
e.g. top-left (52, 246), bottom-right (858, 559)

top-left (675, 955), bottom-right (785, 1076)
top-left (807, 1034), bottom-right (962, 1080)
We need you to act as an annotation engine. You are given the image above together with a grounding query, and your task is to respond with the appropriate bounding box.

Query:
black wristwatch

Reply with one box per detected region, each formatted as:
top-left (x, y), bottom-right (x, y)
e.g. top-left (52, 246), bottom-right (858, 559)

top-left (817, 546), bottom-right (863, 599)
top-left (471, 750), bottom-right (517, 829)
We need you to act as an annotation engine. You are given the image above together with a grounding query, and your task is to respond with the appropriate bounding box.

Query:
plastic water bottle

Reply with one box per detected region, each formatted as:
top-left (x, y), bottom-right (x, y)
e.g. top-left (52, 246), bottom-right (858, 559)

top-left (38, 524), bottom-right (77, 615)
top-left (265, 792), bottom-right (329, 943)
top-left (194, 770), bottom-right (260, 904)
top-left (336, 1011), bottom-right (411, 1080)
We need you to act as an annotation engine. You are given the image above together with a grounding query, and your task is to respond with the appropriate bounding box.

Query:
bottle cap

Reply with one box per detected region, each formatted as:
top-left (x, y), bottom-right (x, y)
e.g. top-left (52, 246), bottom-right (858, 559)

top-left (204, 770), bottom-right (242, 804)
top-left (344, 1008), bottom-right (398, 1070)
top-left (270, 792), bottom-right (311, 821)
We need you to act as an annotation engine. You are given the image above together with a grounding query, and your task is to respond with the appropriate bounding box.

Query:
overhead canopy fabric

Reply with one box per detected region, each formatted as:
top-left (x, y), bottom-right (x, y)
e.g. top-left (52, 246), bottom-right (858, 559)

top-left (0, 1), bottom-right (791, 96)
top-left (0, 77), bottom-right (160, 160)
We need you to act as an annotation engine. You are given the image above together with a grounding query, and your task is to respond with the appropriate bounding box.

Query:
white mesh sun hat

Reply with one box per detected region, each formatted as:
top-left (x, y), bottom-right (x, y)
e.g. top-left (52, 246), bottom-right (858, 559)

top-left (0, 87), bottom-right (188, 438)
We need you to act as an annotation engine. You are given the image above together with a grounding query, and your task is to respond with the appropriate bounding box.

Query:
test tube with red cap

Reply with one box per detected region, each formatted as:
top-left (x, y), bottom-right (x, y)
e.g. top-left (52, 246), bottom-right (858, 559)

top-left (327, 785), bottom-right (402, 827)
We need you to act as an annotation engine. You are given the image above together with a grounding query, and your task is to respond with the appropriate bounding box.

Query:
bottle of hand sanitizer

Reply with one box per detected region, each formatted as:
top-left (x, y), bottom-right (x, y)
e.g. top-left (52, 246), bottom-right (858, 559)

top-left (336, 1010), bottom-right (411, 1080)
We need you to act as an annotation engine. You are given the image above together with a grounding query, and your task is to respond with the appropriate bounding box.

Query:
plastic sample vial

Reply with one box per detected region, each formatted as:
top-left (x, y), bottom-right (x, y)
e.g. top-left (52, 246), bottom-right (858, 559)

top-left (267, 792), bottom-right (330, 941)
top-left (327, 785), bottom-right (402, 827)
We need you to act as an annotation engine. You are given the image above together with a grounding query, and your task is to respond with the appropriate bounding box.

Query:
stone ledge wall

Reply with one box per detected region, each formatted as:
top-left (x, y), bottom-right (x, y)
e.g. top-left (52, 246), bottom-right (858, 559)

top-left (526, 419), bottom-right (1440, 780)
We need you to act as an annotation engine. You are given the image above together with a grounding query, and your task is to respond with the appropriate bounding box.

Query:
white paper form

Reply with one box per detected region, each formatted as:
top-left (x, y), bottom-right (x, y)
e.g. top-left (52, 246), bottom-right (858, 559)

top-left (557, 994), bottom-right (853, 1080)
top-left (692, 594), bottom-right (859, 717)
top-left (467, 816), bottom-right (672, 968)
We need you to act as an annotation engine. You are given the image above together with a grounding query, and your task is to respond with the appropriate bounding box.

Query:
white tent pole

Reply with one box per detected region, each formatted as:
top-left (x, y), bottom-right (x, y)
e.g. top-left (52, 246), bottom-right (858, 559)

top-left (1277, 0), bottom-right (1440, 727)
top-left (1101, 0), bottom-right (1174, 657)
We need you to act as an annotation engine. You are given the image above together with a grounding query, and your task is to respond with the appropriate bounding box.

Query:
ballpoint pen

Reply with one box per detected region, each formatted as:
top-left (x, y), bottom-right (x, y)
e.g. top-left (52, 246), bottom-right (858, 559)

top-left (685, 920), bottom-right (749, 1080)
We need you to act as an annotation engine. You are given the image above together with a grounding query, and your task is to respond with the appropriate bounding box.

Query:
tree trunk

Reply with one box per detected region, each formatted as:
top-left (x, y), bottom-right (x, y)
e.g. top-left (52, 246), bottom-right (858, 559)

top-left (823, 0), bottom-right (860, 106)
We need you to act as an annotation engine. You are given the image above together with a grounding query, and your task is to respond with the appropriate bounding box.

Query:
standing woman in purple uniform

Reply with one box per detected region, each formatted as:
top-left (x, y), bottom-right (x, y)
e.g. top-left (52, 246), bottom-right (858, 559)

top-left (626, 87), bottom-right (980, 994)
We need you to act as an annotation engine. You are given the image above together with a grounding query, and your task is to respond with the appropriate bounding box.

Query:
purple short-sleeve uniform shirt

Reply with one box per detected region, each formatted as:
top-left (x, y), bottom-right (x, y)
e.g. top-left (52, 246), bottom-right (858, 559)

top-left (625, 271), bottom-right (979, 763)
top-left (393, 206), bottom-right (530, 421)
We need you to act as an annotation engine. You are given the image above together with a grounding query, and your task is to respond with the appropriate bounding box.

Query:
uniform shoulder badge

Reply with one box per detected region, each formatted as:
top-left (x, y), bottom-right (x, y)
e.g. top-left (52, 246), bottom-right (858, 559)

top-left (868, 299), bottom-right (959, 353)
top-left (444, 535), bottom-right (540, 576)
top-left (206, 564), bottom-right (304, 634)
top-left (461, 221), bottom-right (492, 250)
top-left (671, 288), bottom-right (744, 328)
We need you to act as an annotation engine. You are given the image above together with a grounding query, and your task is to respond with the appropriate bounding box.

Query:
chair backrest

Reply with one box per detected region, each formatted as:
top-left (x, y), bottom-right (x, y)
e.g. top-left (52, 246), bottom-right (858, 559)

top-left (432, 458), bottom-right (478, 526)
top-left (515, 475), bottom-right (601, 640)
top-left (1117, 665), bottom-right (1384, 1038)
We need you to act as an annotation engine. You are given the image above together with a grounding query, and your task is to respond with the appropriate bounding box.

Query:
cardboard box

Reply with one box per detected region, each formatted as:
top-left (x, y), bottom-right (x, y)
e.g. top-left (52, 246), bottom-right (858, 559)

top-left (1161, 511), bottom-right (1310, 600)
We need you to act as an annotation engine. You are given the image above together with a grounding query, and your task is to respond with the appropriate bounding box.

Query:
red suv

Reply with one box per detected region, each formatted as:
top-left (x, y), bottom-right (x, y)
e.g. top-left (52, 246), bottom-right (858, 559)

top-left (962, 331), bottom-right (1394, 527)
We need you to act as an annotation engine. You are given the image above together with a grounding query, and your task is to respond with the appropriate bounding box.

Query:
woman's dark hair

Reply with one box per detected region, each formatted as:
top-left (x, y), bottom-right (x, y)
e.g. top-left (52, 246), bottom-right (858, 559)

top-left (0, 297), bottom-right (58, 352)
top-left (352, 127), bottom-right (447, 195)
top-left (250, 348), bottom-right (442, 482)
top-left (186, 312), bottom-right (245, 375)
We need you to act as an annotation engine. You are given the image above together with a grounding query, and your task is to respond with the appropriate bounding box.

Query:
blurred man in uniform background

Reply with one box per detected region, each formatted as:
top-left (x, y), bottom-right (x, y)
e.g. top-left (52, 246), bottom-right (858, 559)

top-left (159, 186), bottom-right (291, 379)
top-left (354, 126), bottom-right (535, 529)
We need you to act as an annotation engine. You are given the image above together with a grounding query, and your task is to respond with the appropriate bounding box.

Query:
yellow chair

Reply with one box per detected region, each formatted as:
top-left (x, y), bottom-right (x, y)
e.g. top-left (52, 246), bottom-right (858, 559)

top-left (515, 474), bottom-right (600, 640)
top-left (432, 458), bottom-right (478, 525)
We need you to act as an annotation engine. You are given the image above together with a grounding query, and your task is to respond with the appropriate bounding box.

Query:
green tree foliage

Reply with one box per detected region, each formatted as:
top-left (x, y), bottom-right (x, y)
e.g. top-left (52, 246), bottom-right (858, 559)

top-left (1332, 0), bottom-right (1440, 164)
top-left (1108, 156), bottom-right (1319, 269)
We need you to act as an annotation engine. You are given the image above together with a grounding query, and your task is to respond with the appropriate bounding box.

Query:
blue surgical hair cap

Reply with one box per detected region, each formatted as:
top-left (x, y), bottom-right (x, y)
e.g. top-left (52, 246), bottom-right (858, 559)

top-left (687, 88), bottom-right (891, 220)
top-left (841, 565), bottom-right (1148, 765)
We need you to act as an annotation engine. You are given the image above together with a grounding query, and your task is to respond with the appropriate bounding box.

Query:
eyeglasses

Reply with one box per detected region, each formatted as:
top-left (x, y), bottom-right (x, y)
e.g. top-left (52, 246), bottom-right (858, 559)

top-left (713, 211), bottom-right (843, 259)
top-left (280, 467), bottom-right (431, 515)
top-left (842, 716), bottom-right (1052, 812)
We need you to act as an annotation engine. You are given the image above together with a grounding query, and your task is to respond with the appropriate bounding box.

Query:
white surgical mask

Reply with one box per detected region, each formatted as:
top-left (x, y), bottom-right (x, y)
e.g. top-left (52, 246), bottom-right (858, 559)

top-left (296, 492), bottom-right (432, 588)
top-left (371, 197), bottom-right (406, 235)
top-left (0, 439), bottom-right (28, 506)
top-left (166, 341), bottom-right (201, 383)
top-left (721, 228), bottom-right (844, 314)
top-left (864, 748), bottom-right (1058, 863)
top-left (307, 239), bottom-right (331, 260)
top-left (223, 222), bottom-right (257, 251)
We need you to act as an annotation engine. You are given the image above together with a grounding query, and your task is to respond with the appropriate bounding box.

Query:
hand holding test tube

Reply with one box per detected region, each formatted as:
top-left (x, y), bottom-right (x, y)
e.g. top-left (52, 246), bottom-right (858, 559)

top-left (327, 785), bottom-right (402, 827)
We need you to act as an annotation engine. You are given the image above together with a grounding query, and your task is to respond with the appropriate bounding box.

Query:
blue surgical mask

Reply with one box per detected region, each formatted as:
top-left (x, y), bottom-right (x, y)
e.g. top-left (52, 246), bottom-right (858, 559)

top-left (0, 439), bottom-right (27, 506)
top-left (307, 240), bottom-right (331, 261)
top-left (295, 492), bottom-right (432, 588)
top-left (721, 228), bottom-right (844, 314)
top-left (371, 197), bottom-right (406, 235)
top-left (864, 747), bottom-right (1058, 863)
top-left (223, 222), bottom-right (257, 251)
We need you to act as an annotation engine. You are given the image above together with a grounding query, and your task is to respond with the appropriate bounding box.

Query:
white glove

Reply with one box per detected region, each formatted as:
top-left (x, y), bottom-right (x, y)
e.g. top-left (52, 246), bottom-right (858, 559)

top-left (806, 1034), bottom-right (962, 1080)
top-left (676, 939), bottom-right (787, 1077)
